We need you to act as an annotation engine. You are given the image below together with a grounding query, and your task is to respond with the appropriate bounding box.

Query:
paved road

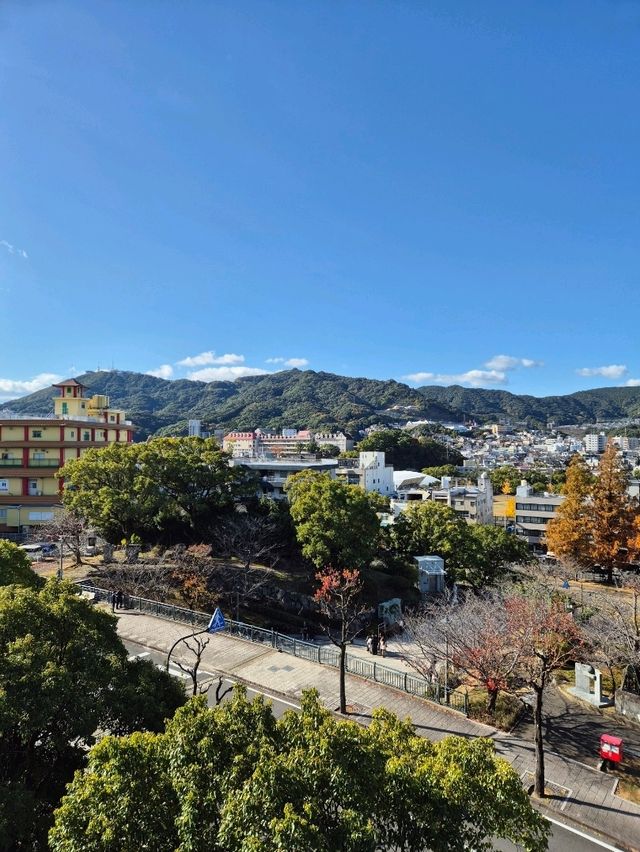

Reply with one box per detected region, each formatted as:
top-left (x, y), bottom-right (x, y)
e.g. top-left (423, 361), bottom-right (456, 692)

top-left (125, 638), bottom-right (624, 852)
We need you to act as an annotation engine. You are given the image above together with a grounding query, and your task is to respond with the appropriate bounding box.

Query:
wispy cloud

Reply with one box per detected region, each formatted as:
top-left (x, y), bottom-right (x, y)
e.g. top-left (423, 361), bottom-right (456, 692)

top-left (484, 354), bottom-right (543, 371)
top-left (177, 351), bottom-right (245, 367)
top-left (266, 357), bottom-right (309, 368)
top-left (187, 366), bottom-right (269, 382)
top-left (146, 364), bottom-right (174, 380)
top-left (0, 372), bottom-right (62, 401)
top-left (0, 239), bottom-right (28, 259)
top-left (625, 378), bottom-right (640, 387)
top-left (404, 369), bottom-right (507, 387)
top-left (576, 364), bottom-right (627, 379)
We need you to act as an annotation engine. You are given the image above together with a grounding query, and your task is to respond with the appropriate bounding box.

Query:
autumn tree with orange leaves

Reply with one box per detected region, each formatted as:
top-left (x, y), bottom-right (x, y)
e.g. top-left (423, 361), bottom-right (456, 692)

top-left (590, 443), bottom-right (636, 583)
top-left (314, 567), bottom-right (369, 714)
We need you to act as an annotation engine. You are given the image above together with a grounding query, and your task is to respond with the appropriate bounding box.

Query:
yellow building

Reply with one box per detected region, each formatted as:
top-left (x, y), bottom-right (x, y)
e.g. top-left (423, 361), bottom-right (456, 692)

top-left (0, 379), bottom-right (134, 539)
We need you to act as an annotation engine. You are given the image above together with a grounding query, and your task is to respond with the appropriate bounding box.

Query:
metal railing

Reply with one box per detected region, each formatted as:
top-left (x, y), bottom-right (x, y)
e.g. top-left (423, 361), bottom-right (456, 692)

top-left (77, 583), bottom-right (468, 715)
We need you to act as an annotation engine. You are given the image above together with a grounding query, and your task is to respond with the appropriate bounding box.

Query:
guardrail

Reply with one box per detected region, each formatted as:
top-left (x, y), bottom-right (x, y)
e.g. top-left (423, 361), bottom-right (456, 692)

top-left (77, 582), bottom-right (468, 715)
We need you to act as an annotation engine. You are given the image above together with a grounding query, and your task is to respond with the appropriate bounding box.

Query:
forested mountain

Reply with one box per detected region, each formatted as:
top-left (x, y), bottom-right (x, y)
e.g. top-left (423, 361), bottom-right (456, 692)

top-left (2, 369), bottom-right (640, 437)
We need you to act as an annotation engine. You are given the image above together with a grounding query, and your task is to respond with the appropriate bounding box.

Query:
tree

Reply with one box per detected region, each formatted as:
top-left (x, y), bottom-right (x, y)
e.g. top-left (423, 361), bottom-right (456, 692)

top-left (314, 567), bottom-right (369, 714)
top-left (465, 524), bottom-right (530, 589)
top-left (590, 443), bottom-right (636, 583)
top-left (38, 509), bottom-right (90, 567)
top-left (50, 689), bottom-right (549, 852)
top-left (59, 438), bottom-right (257, 544)
top-left (214, 513), bottom-right (280, 620)
top-left (286, 471), bottom-right (382, 570)
top-left (0, 580), bottom-right (186, 849)
top-left (392, 501), bottom-right (471, 583)
top-left (404, 593), bottom-right (521, 716)
top-left (488, 466), bottom-right (521, 495)
top-left (357, 429), bottom-right (463, 470)
top-left (506, 586), bottom-right (586, 797)
top-left (0, 539), bottom-right (43, 588)
top-left (545, 454), bottom-right (593, 566)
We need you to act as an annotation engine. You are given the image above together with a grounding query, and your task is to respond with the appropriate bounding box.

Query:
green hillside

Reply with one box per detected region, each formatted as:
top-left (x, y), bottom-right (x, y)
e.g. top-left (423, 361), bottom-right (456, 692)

top-left (3, 370), bottom-right (640, 437)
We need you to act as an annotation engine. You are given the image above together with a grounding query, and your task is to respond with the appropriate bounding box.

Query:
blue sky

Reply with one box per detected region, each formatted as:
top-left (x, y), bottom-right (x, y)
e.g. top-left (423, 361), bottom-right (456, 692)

top-left (1, 0), bottom-right (639, 402)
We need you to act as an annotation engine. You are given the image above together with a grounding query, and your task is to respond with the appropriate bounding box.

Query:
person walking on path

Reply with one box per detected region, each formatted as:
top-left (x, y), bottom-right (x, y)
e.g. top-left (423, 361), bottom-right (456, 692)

top-left (370, 634), bottom-right (379, 656)
top-left (111, 591), bottom-right (117, 613)
top-left (379, 633), bottom-right (387, 658)
top-left (116, 590), bottom-right (124, 610)
top-left (366, 635), bottom-right (373, 654)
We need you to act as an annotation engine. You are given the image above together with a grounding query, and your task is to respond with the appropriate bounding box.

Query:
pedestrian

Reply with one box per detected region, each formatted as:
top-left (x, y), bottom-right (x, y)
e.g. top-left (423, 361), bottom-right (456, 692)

top-left (110, 590), bottom-right (117, 612)
top-left (379, 633), bottom-right (387, 658)
top-left (116, 589), bottom-right (124, 610)
top-left (366, 635), bottom-right (373, 654)
top-left (370, 634), bottom-right (378, 656)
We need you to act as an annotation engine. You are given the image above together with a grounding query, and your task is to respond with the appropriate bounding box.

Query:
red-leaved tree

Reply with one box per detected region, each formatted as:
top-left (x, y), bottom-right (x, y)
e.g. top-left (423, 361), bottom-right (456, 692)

top-left (314, 567), bottom-right (369, 714)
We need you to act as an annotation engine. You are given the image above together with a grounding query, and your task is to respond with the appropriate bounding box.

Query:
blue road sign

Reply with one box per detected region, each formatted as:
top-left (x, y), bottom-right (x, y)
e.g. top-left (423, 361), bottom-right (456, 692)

top-left (207, 608), bottom-right (226, 634)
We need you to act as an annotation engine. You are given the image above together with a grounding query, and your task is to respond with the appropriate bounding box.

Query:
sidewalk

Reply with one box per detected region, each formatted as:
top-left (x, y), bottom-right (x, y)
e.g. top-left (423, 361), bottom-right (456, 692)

top-left (116, 610), bottom-right (640, 852)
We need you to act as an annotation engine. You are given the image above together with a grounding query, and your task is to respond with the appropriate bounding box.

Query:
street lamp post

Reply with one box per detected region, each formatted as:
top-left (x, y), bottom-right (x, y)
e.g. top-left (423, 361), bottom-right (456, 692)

top-left (57, 536), bottom-right (64, 581)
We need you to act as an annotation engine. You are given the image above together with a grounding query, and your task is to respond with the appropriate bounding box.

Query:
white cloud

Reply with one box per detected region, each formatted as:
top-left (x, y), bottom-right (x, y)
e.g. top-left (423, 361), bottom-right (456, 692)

top-left (146, 364), bottom-right (174, 380)
top-left (0, 372), bottom-right (63, 399)
top-left (576, 364), bottom-right (627, 379)
top-left (625, 379), bottom-right (640, 387)
top-left (266, 357), bottom-right (309, 368)
top-left (484, 354), bottom-right (543, 370)
top-left (187, 366), bottom-right (269, 382)
top-left (177, 351), bottom-right (245, 367)
top-left (0, 239), bottom-right (28, 259)
top-left (404, 369), bottom-right (507, 387)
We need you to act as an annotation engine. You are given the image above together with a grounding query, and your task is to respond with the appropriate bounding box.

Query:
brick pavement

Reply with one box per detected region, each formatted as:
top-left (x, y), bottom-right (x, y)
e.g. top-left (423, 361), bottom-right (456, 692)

top-left (116, 610), bottom-right (640, 852)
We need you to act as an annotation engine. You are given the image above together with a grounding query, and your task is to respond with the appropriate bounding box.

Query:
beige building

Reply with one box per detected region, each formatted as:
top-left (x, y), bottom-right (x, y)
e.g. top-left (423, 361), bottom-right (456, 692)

top-left (0, 379), bottom-right (134, 539)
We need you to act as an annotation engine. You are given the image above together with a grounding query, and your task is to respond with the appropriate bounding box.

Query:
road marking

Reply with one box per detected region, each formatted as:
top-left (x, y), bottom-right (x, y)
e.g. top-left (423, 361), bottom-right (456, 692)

top-left (545, 816), bottom-right (625, 851)
top-left (128, 651), bottom-right (151, 661)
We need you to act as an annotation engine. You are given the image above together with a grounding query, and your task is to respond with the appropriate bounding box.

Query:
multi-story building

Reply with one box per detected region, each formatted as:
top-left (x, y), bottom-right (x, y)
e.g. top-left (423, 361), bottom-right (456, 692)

top-left (0, 379), bottom-right (134, 539)
top-left (314, 431), bottom-right (354, 453)
top-left (429, 473), bottom-right (494, 524)
top-left (335, 451), bottom-right (395, 496)
top-left (222, 431), bottom-right (258, 457)
top-left (229, 456), bottom-right (338, 500)
top-left (513, 480), bottom-right (564, 551)
top-left (584, 433), bottom-right (607, 454)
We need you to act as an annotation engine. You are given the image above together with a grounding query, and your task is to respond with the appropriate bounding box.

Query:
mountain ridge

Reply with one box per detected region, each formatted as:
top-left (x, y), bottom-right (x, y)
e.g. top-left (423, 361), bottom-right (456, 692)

top-left (2, 369), bottom-right (640, 437)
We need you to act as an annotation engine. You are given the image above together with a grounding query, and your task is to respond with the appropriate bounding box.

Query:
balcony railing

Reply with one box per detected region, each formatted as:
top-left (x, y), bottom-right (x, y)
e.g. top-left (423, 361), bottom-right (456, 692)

top-left (0, 458), bottom-right (59, 467)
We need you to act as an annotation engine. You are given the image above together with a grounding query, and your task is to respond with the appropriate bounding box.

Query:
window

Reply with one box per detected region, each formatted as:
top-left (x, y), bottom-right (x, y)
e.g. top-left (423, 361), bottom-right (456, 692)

top-left (0, 480), bottom-right (7, 491)
top-left (32, 430), bottom-right (43, 438)
top-left (0, 509), bottom-right (7, 520)
top-left (83, 431), bottom-right (90, 441)
top-left (62, 402), bottom-right (68, 415)
top-left (28, 511), bottom-right (54, 521)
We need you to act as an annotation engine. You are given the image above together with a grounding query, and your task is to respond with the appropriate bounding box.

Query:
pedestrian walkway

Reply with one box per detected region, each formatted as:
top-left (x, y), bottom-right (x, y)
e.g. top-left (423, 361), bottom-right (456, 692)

top-left (115, 610), bottom-right (640, 852)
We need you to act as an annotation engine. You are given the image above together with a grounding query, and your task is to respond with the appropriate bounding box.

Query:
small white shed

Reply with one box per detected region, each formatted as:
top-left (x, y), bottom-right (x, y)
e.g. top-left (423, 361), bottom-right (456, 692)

top-left (414, 555), bottom-right (446, 595)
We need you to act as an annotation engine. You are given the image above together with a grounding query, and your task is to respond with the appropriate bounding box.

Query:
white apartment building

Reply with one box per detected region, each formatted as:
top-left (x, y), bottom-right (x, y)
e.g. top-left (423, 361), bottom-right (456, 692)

top-left (359, 451), bottom-right (395, 496)
top-left (514, 480), bottom-right (564, 551)
top-left (584, 433), bottom-right (607, 454)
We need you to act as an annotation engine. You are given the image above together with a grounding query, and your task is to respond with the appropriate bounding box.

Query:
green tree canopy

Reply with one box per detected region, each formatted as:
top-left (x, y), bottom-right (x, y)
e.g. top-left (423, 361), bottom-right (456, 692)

top-left (357, 429), bottom-right (463, 470)
top-left (392, 502), bottom-right (528, 587)
top-left (59, 437), bottom-right (257, 543)
top-left (50, 689), bottom-right (548, 852)
top-left (0, 539), bottom-right (44, 589)
top-left (286, 471), bottom-right (383, 569)
top-left (0, 580), bottom-right (185, 849)
top-left (488, 466), bottom-right (522, 495)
